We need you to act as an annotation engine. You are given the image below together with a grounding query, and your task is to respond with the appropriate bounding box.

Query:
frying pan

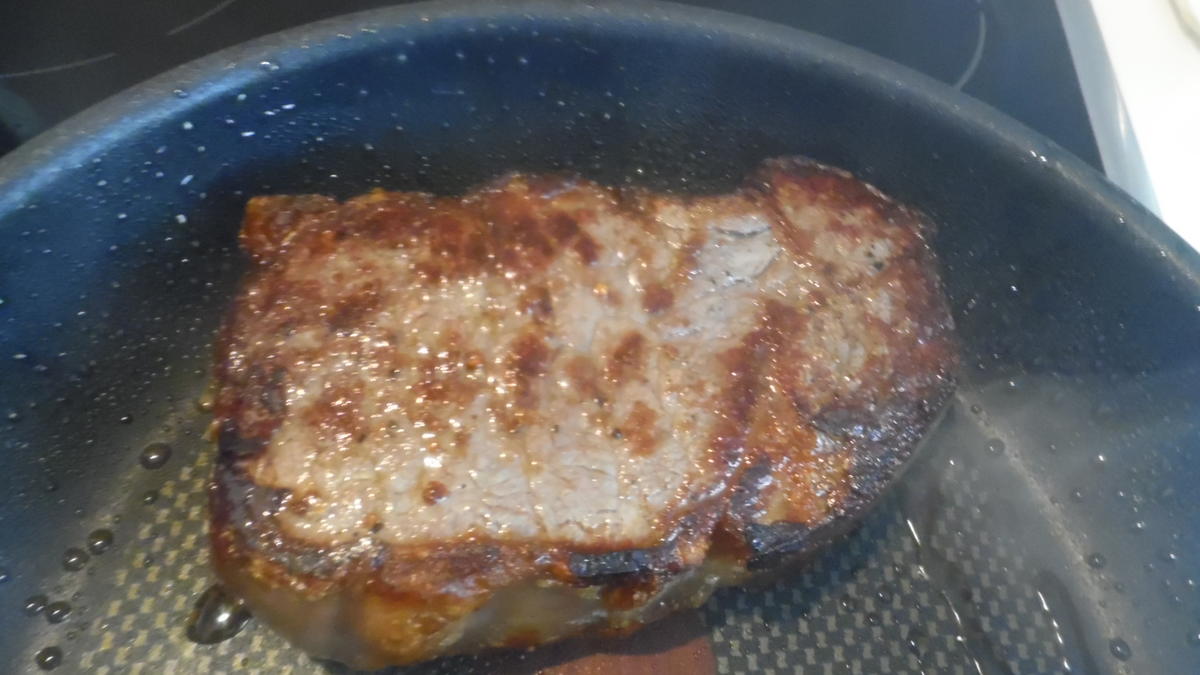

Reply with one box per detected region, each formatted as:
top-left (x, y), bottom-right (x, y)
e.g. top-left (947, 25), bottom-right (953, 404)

top-left (2, 1), bottom-right (1199, 673)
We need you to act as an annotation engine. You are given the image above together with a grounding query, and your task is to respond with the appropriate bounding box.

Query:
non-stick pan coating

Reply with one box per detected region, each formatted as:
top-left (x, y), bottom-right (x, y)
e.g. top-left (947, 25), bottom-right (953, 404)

top-left (1, 1), bottom-right (1199, 672)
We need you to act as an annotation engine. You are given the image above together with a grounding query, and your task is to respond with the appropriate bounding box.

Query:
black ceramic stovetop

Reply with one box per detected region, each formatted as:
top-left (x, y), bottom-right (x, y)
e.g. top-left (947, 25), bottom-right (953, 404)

top-left (0, 0), bottom-right (1098, 167)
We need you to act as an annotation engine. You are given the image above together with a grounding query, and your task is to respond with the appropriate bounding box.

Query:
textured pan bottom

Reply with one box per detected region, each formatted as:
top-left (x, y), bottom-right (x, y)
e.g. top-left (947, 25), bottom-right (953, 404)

top-left (67, 389), bottom-right (1082, 675)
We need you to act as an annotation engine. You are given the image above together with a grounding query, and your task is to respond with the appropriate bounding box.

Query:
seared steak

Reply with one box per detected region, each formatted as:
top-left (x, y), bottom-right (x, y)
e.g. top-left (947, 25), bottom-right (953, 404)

top-left (209, 157), bottom-right (956, 668)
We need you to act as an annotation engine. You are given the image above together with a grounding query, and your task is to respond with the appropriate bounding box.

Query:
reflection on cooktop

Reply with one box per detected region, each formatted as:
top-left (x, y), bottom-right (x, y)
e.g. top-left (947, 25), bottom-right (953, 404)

top-left (0, 1), bottom-right (239, 78)
top-left (0, 0), bottom-right (1097, 168)
top-left (686, 0), bottom-right (988, 88)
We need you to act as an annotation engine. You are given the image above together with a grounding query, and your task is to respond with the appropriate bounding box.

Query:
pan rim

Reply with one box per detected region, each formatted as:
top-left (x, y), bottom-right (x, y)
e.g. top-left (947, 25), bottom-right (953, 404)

top-left (0, 0), bottom-right (1195, 286)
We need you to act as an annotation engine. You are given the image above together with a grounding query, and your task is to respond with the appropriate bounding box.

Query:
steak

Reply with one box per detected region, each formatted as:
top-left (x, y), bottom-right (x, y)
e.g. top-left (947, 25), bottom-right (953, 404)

top-left (208, 157), bottom-right (956, 669)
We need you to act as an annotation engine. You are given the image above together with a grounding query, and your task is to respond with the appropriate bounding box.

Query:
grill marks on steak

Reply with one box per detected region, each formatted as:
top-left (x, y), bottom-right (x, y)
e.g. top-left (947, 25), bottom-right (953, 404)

top-left (209, 158), bottom-right (956, 668)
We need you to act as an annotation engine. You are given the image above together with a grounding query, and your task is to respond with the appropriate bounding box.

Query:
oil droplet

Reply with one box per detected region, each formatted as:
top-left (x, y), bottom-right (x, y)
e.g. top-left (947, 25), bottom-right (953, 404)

top-left (1070, 489), bottom-right (1084, 502)
top-left (86, 529), bottom-right (114, 555)
top-left (62, 549), bottom-right (88, 572)
top-left (259, 60), bottom-right (280, 71)
top-left (1188, 630), bottom-right (1200, 646)
top-left (139, 443), bottom-right (172, 470)
top-left (1109, 637), bottom-right (1131, 660)
top-left (985, 439), bottom-right (1005, 455)
top-left (172, 89), bottom-right (189, 98)
top-left (186, 585), bottom-right (251, 644)
top-left (34, 646), bottom-right (62, 670)
top-left (1086, 553), bottom-right (1106, 569)
top-left (118, 414), bottom-right (133, 424)
top-left (45, 602), bottom-right (70, 624)
top-left (24, 594), bottom-right (48, 616)
top-left (838, 594), bottom-right (858, 612)
top-left (0, 567), bottom-right (9, 583)
top-left (195, 393), bottom-right (215, 412)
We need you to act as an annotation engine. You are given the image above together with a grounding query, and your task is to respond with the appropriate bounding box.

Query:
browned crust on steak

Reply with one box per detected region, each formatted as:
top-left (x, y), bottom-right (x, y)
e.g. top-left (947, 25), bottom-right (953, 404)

top-left (209, 157), bottom-right (957, 668)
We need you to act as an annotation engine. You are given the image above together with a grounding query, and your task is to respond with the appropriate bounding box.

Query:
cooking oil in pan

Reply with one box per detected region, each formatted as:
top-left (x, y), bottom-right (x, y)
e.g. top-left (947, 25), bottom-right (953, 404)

top-left (185, 584), bottom-right (251, 645)
top-left (33, 646), bottom-right (62, 670)
top-left (9, 340), bottom-right (1195, 672)
top-left (899, 480), bottom-right (1013, 674)
top-left (22, 594), bottom-right (47, 616)
top-left (138, 442), bottom-right (172, 470)
top-left (60, 548), bottom-right (87, 572)
top-left (44, 602), bottom-right (71, 625)
top-left (85, 528), bottom-right (113, 555)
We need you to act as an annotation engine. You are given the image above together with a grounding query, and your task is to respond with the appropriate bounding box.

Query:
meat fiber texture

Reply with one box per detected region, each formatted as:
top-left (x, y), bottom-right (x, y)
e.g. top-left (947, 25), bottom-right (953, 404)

top-left (208, 157), bottom-right (957, 668)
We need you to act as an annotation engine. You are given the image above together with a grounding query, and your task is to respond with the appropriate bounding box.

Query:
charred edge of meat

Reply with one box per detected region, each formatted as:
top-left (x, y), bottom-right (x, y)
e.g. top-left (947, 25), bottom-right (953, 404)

top-left (567, 542), bottom-right (676, 582)
top-left (566, 505), bottom-right (720, 582)
top-left (740, 385), bottom-right (955, 571)
top-left (216, 420), bottom-right (268, 462)
top-left (212, 447), bottom-right (722, 587)
top-left (834, 383), bottom-right (956, 513)
top-left (211, 462), bottom-right (366, 579)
